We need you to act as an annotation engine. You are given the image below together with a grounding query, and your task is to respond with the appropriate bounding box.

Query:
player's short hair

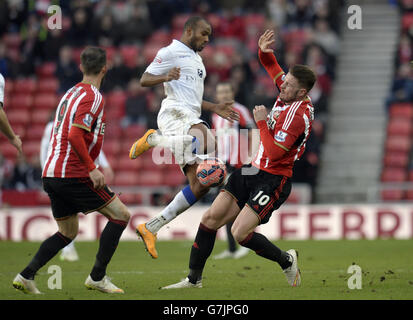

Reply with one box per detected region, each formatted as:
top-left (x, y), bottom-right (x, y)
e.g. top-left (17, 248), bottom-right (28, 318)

top-left (289, 64), bottom-right (316, 93)
top-left (80, 46), bottom-right (106, 75)
top-left (183, 16), bottom-right (210, 31)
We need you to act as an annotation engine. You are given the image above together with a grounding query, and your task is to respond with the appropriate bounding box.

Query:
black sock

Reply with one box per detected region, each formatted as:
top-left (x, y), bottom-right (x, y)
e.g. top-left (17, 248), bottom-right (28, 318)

top-left (239, 232), bottom-right (292, 269)
top-left (226, 222), bottom-right (237, 253)
top-left (21, 232), bottom-right (72, 280)
top-left (90, 219), bottom-right (127, 281)
top-left (188, 223), bottom-right (217, 284)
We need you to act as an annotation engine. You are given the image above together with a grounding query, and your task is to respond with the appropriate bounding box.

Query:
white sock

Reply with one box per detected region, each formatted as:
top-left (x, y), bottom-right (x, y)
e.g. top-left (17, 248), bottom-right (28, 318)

top-left (148, 132), bottom-right (193, 149)
top-left (146, 186), bottom-right (197, 233)
top-left (62, 238), bottom-right (75, 253)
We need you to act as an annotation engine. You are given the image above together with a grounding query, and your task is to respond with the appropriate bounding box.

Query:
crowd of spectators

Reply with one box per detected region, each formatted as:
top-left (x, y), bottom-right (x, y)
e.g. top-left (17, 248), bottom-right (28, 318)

top-left (0, 0), bottom-right (344, 202)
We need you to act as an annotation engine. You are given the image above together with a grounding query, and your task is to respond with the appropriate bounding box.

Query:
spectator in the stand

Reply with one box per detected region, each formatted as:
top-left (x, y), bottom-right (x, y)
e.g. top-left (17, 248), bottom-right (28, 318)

top-left (292, 118), bottom-right (323, 198)
top-left (312, 18), bottom-right (340, 57)
top-left (55, 45), bottom-right (82, 93)
top-left (26, 154), bottom-right (42, 190)
top-left (130, 54), bottom-right (149, 79)
top-left (101, 52), bottom-right (132, 92)
top-left (230, 66), bottom-right (250, 106)
top-left (386, 62), bottom-right (413, 108)
top-left (93, 13), bottom-right (122, 47)
top-left (0, 42), bottom-right (19, 79)
top-left (0, 151), bottom-right (14, 188)
top-left (6, 154), bottom-right (39, 191)
top-left (215, 9), bottom-right (246, 42)
top-left (4, 0), bottom-right (28, 33)
top-left (122, 3), bottom-right (153, 44)
top-left (304, 44), bottom-right (332, 113)
top-left (397, 34), bottom-right (413, 66)
top-left (19, 14), bottom-right (45, 75)
top-left (67, 8), bottom-right (93, 47)
top-left (43, 28), bottom-right (65, 62)
top-left (286, 0), bottom-right (314, 29)
top-left (121, 78), bottom-right (150, 128)
top-left (146, 85), bottom-right (164, 129)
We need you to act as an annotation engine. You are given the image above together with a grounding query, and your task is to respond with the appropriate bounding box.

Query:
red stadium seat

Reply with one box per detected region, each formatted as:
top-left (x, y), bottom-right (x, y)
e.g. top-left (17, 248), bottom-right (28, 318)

top-left (143, 44), bottom-right (164, 64)
top-left (23, 141), bottom-right (40, 157)
top-left (402, 12), bottom-right (413, 31)
top-left (120, 46), bottom-right (140, 68)
top-left (36, 63), bottom-right (57, 78)
top-left (387, 118), bottom-right (412, 136)
top-left (71, 47), bottom-right (83, 65)
top-left (5, 109), bottom-right (30, 126)
top-left (244, 13), bottom-right (266, 29)
top-left (381, 167), bottom-right (407, 182)
top-left (172, 14), bottom-right (191, 30)
top-left (37, 78), bottom-right (59, 93)
top-left (113, 171), bottom-right (139, 186)
top-left (106, 90), bottom-right (127, 109)
top-left (31, 109), bottom-right (53, 125)
top-left (381, 189), bottom-right (404, 201)
top-left (383, 152), bottom-right (409, 168)
top-left (25, 125), bottom-right (46, 140)
top-left (162, 169), bottom-right (186, 187)
top-left (137, 169), bottom-right (163, 186)
top-left (104, 123), bottom-right (122, 139)
top-left (102, 139), bottom-right (121, 156)
top-left (116, 156), bottom-right (143, 171)
top-left (122, 124), bottom-right (146, 139)
top-left (0, 142), bottom-right (19, 159)
top-left (389, 103), bottom-right (413, 119)
top-left (11, 124), bottom-right (26, 140)
top-left (147, 30), bottom-right (171, 46)
top-left (206, 13), bottom-right (221, 30)
top-left (13, 78), bottom-right (37, 94)
top-left (33, 93), bottom-right (58, 110)
top-left (9, 94), bottom-right (33, 110)
top-left (4, 79), bottom-right (13, 95)
top-left (3, 33), bottom-right (21, 49)
top-left (385, 136), bottom-right (411, 153)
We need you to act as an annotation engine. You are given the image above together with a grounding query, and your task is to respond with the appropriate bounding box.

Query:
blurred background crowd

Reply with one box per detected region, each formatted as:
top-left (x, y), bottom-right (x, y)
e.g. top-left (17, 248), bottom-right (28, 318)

top-left (0, 0), bottom-right (372, 206)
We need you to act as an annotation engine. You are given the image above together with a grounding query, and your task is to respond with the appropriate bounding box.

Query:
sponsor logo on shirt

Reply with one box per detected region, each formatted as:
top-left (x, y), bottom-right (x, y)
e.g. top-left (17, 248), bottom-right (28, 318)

top-left (178, 55), bottom-right (191, 59)
top-left (155, 56), bottom-right (162, 64)
top-left (197, 68), bottom-right (203, 78)
top-left (83, 114), bottom-right (93, 127)
top-left (100, 123), bottom-right (105, 135)
top-left (274, 130), bottom-right (288, 142)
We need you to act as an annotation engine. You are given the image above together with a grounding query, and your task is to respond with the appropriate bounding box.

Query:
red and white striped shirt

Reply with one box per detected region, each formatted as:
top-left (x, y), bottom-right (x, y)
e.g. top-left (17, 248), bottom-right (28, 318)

top-left (43, 83), bottom-right (106, 178)
top-left (253, 95), bottom-right (314, 177)
top-left (212, 102), bottom-right (255, 168)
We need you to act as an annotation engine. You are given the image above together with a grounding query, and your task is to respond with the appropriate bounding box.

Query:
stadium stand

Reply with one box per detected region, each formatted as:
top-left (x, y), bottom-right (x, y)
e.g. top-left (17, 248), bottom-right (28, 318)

top-left (380, 0), bottom-right (413, 201)
top-left (0, 0), bottom-right (344, 206)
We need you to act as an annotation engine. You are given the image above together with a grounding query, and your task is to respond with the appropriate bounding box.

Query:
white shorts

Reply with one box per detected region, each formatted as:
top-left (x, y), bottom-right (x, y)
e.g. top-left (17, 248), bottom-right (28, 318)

top-left (157, 106), bottom-right (207, 168)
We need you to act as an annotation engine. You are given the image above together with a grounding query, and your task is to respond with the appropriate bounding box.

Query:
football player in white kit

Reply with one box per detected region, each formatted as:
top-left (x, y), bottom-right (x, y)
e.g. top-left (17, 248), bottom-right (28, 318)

top-left (129, 16), bottom-right (239, 259)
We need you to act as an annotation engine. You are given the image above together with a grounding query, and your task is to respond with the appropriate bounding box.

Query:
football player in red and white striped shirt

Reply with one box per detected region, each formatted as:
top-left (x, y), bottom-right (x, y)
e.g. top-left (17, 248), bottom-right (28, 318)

top-left (162, 30), bottom-right (316, 289)
top-left (13, 47), bottom-right (131, 294)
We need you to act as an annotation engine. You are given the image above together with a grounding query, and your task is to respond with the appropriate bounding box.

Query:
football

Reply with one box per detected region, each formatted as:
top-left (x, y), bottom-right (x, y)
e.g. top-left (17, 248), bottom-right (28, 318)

top-left (196, 158), bottom-right (227, 187)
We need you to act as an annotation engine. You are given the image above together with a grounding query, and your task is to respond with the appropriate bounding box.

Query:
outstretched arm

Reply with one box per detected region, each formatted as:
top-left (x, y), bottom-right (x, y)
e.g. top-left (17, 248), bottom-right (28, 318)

top-left (140, 68), bottom-right (180, 87)
top-left (202, 100), bottom-right (240, 122)
top-left (258, 29), bottom-right (285, 89)
top-left (0, 105), bottom-right (22, 154)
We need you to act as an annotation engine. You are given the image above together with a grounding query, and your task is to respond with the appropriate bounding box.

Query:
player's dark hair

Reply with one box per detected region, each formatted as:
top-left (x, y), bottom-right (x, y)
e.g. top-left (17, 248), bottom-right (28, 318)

top-left (289, 64), bottom-right (316, 93)
top-left (80, 46), bottom-right (106, 75)
top-left (183, 16), bottom-right (210, 31)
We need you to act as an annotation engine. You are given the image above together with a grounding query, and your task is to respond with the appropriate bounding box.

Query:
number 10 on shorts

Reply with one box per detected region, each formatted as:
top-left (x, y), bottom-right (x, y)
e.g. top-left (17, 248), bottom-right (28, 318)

top-left (252, 190), bottom-right (270, 206)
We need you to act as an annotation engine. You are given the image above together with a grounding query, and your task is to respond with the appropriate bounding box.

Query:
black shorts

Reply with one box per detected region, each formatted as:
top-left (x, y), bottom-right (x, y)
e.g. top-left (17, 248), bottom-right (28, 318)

top-left (223, 165), bottom-right (291, 224)
top-left (42, 177), bottom-right (116, 220)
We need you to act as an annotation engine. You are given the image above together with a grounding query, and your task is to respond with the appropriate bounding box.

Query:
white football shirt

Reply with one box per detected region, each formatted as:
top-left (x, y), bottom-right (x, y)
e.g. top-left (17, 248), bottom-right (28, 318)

top-left (0, 73), bottom-right (5, 105)
top-left (145, 39), bottom-right (206, 117)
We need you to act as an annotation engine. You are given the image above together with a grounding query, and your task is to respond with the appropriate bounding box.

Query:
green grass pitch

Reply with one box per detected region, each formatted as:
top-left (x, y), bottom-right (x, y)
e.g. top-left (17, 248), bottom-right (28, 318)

top-left (1, 239), bottom-right (412, 300)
